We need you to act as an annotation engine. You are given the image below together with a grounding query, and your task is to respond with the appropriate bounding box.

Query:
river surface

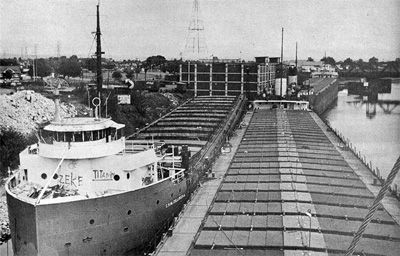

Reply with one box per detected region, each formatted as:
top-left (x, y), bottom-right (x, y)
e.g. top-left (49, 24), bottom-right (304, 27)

top-left (322, 82), bottom-right (400, 180)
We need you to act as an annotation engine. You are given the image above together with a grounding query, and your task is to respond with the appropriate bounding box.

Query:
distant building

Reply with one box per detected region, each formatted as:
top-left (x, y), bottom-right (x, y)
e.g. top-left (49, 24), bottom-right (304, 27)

top-left (285, 60), bottom-right (323, 72)
top-left (180, 57), bottom-right (276, 98)
top-left (0, 66), bottom-right (22, 82)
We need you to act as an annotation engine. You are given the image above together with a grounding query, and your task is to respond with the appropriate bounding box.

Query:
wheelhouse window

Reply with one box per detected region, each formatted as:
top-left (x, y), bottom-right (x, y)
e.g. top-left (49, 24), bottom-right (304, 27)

top-left (40, 129), bottom-right (54, 144)
top-left (74, 131), bottom-right (83, 142)
top-left (65, 132), bottom-right (73, 142)
top-left (42, 128), bottom-right (118, 143)
top-left (93, 130), bottom-right (99, 140)
top-left (117, 128), bottom-right (124, 140)
top-left (84, 131), bottom-right (92, 141)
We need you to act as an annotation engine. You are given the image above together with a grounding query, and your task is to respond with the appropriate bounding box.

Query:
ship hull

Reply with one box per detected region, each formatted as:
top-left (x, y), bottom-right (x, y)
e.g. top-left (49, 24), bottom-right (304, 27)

top-left (7, 176), bottom-right (188, 255)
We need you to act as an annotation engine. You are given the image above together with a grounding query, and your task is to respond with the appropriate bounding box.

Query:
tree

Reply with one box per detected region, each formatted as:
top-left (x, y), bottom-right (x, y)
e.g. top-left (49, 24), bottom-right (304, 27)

top-left (112, 70), bottom-right (122, 80)
top-left (29, 58), bottom-right (52, 78)
top-left (57, 58), bottom-right (82, 78)
top-left (369, 56), bottom-right (378, 63)
top-left (0, 58), bottom-right (18, 66)
top-left (144, 55), bottom-right (166, 69)
top-left (0, 128), bottom-right (27, 176)
top-left (343, 58), bottom-right (354, 66)
top-left (321, 56), bottom-right (336, 66)
top-left (70, 55), bottom-right (78, 61)
top-left (81, 58), bottom-right (97, 72)
top-left (125, 69), bottom-right (135, 79)
top-left (162, 59), bottom-right (182, 74)
top-left (307, 57), bottom-right (314, 62)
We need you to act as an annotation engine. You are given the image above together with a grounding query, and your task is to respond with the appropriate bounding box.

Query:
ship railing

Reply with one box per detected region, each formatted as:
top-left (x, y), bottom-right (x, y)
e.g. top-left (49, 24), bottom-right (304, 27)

top-left (123, 140), bottom-right (168, 154)
top-left (124, 140), bottom-right (154, 154)
top-left (161, 153), bottom-right (182, 163)
top-left (27, 143), bottom-right (39, 154)
top-left (170, 168), bottom-right (185, 184)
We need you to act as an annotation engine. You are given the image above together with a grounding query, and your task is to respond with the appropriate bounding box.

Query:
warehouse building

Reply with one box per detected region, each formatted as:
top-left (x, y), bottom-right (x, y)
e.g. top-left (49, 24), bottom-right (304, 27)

top-left (179, 57), bottom-right (279, 99)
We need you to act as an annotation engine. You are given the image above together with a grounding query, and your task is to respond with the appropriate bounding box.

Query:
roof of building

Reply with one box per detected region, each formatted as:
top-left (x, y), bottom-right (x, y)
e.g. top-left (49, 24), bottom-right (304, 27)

top-left (285, 60), bottom-right (323, 67)
top-left (44, 117), bottom-right (125, 132)
top-left (0, 66), bottom-right (21, 73)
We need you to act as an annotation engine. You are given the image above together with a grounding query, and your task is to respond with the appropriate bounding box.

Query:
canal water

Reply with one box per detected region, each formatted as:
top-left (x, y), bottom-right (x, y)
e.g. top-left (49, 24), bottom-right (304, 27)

top-left (322, 82), bottom-right (400, 180)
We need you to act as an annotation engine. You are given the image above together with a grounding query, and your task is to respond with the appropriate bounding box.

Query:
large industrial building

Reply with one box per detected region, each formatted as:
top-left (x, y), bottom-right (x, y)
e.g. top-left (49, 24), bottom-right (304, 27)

top-left (179, 57), bottom-right (280, 98)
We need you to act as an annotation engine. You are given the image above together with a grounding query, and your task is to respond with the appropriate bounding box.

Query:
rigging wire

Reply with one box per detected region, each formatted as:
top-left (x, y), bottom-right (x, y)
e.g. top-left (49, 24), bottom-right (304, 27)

top-left (210, 215), bottom-right (245, 255)
top-left (87, 35), bottom-right (96, 59)
top-left (101, 33), bottom-right (112, 59)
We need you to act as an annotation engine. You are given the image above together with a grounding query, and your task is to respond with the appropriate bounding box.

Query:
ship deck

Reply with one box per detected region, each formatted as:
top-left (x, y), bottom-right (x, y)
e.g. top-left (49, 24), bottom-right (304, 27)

top-left (156, 109), bottom-right (400, 256)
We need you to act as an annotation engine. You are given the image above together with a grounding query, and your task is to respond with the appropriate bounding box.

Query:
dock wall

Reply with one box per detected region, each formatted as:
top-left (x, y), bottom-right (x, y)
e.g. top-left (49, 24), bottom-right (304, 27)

top-left (309, 79), bottom-right (338, 115)
top-left (324, 120), bottom-right (400, 201)
top-left (187, 95), bottom-right (246, 190)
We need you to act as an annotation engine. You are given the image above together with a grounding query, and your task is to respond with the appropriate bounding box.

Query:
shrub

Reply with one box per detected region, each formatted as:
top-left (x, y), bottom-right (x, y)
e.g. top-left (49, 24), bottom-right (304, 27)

top-left (0, 128), bottom-right (28, 178)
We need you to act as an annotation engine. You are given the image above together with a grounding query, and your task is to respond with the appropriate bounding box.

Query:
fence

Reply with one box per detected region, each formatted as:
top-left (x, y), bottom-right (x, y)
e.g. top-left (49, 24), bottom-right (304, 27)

top-left (324, 120), bottom-right (400, 201)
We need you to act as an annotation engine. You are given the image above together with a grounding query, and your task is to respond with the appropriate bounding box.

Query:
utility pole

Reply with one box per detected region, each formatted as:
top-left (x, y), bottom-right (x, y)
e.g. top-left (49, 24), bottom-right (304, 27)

top-left (295, 42), bottom-right (298, 68)
top-left (34, 44), bottom-right (38, 81)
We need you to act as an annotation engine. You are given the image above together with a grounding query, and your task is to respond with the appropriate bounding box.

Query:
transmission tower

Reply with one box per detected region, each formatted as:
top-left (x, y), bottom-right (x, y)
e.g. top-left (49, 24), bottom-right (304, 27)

top-left (184, 0), bottom-right (208, 60)
top-left (57, 41), bottom-right (61, 58)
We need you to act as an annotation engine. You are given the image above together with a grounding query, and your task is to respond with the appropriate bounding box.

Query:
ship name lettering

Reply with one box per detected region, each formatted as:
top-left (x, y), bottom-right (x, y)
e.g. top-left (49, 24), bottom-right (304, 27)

top-left (93, 170), bottom-right (115, 181)
top-left (165, 194), bottom-right (185, 208)
top-left (59, 172), bottom-right (83, 187)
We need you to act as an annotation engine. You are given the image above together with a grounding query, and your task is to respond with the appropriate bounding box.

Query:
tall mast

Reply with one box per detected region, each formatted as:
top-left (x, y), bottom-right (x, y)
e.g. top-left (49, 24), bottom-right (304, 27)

top-left (280, 28), bottom-right (284, 97)
top-left (96, 4), bottom-right (104, 94)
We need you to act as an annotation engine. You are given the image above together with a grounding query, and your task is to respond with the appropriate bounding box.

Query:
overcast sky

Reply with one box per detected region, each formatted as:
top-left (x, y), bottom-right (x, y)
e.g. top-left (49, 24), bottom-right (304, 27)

top-left (1, 0), bottom-right (399, 62)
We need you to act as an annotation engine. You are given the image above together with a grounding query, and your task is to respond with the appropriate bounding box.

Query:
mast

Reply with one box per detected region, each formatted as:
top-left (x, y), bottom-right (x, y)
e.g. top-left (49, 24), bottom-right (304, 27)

top-left (280, 28), bottom-right (283, 97)
top-left (95, 4), bottom-right (104, 117)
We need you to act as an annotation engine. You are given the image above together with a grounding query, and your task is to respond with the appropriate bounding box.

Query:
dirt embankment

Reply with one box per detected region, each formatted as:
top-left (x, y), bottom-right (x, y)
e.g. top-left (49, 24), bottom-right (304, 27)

top-left (0, 90), bottom-right (78, 136)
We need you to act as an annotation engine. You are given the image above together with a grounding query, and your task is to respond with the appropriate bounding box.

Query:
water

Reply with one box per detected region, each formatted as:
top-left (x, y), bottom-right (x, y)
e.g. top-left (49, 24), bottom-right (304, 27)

top-left (322, 82), bottom-right (400, 180)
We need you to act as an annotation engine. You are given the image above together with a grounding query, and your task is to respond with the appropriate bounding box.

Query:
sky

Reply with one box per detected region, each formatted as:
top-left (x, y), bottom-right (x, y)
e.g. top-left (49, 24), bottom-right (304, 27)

top-left (1, 0), bottom-right (399, 62)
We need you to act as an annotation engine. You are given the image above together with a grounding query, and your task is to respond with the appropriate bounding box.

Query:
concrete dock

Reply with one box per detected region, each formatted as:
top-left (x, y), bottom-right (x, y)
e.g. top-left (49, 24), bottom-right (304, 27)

top-left (156, 108), bottom-right (400, 256)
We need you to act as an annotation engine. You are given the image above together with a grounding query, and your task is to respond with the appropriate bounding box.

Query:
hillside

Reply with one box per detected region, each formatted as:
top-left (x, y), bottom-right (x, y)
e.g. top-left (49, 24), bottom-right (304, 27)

top-left (0, 90), bottom-right (78, 136)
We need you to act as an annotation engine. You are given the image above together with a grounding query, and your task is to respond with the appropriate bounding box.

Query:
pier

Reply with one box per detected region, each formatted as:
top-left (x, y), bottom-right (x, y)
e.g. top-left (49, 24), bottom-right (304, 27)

top-left (155, 106), bottom-right (400, 255)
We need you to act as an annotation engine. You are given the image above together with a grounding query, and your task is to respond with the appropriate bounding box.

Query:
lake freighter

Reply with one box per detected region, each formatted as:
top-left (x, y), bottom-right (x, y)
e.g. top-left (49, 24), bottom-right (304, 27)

top-left (5, 5), bottom-right (191, 255)
top-left (6, 110), bottom-right (190, 255)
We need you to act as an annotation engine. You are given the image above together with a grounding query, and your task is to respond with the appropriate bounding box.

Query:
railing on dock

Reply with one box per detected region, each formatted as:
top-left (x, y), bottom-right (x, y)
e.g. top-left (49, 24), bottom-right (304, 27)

top-left (324, 120), bottom-right (400, 201)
